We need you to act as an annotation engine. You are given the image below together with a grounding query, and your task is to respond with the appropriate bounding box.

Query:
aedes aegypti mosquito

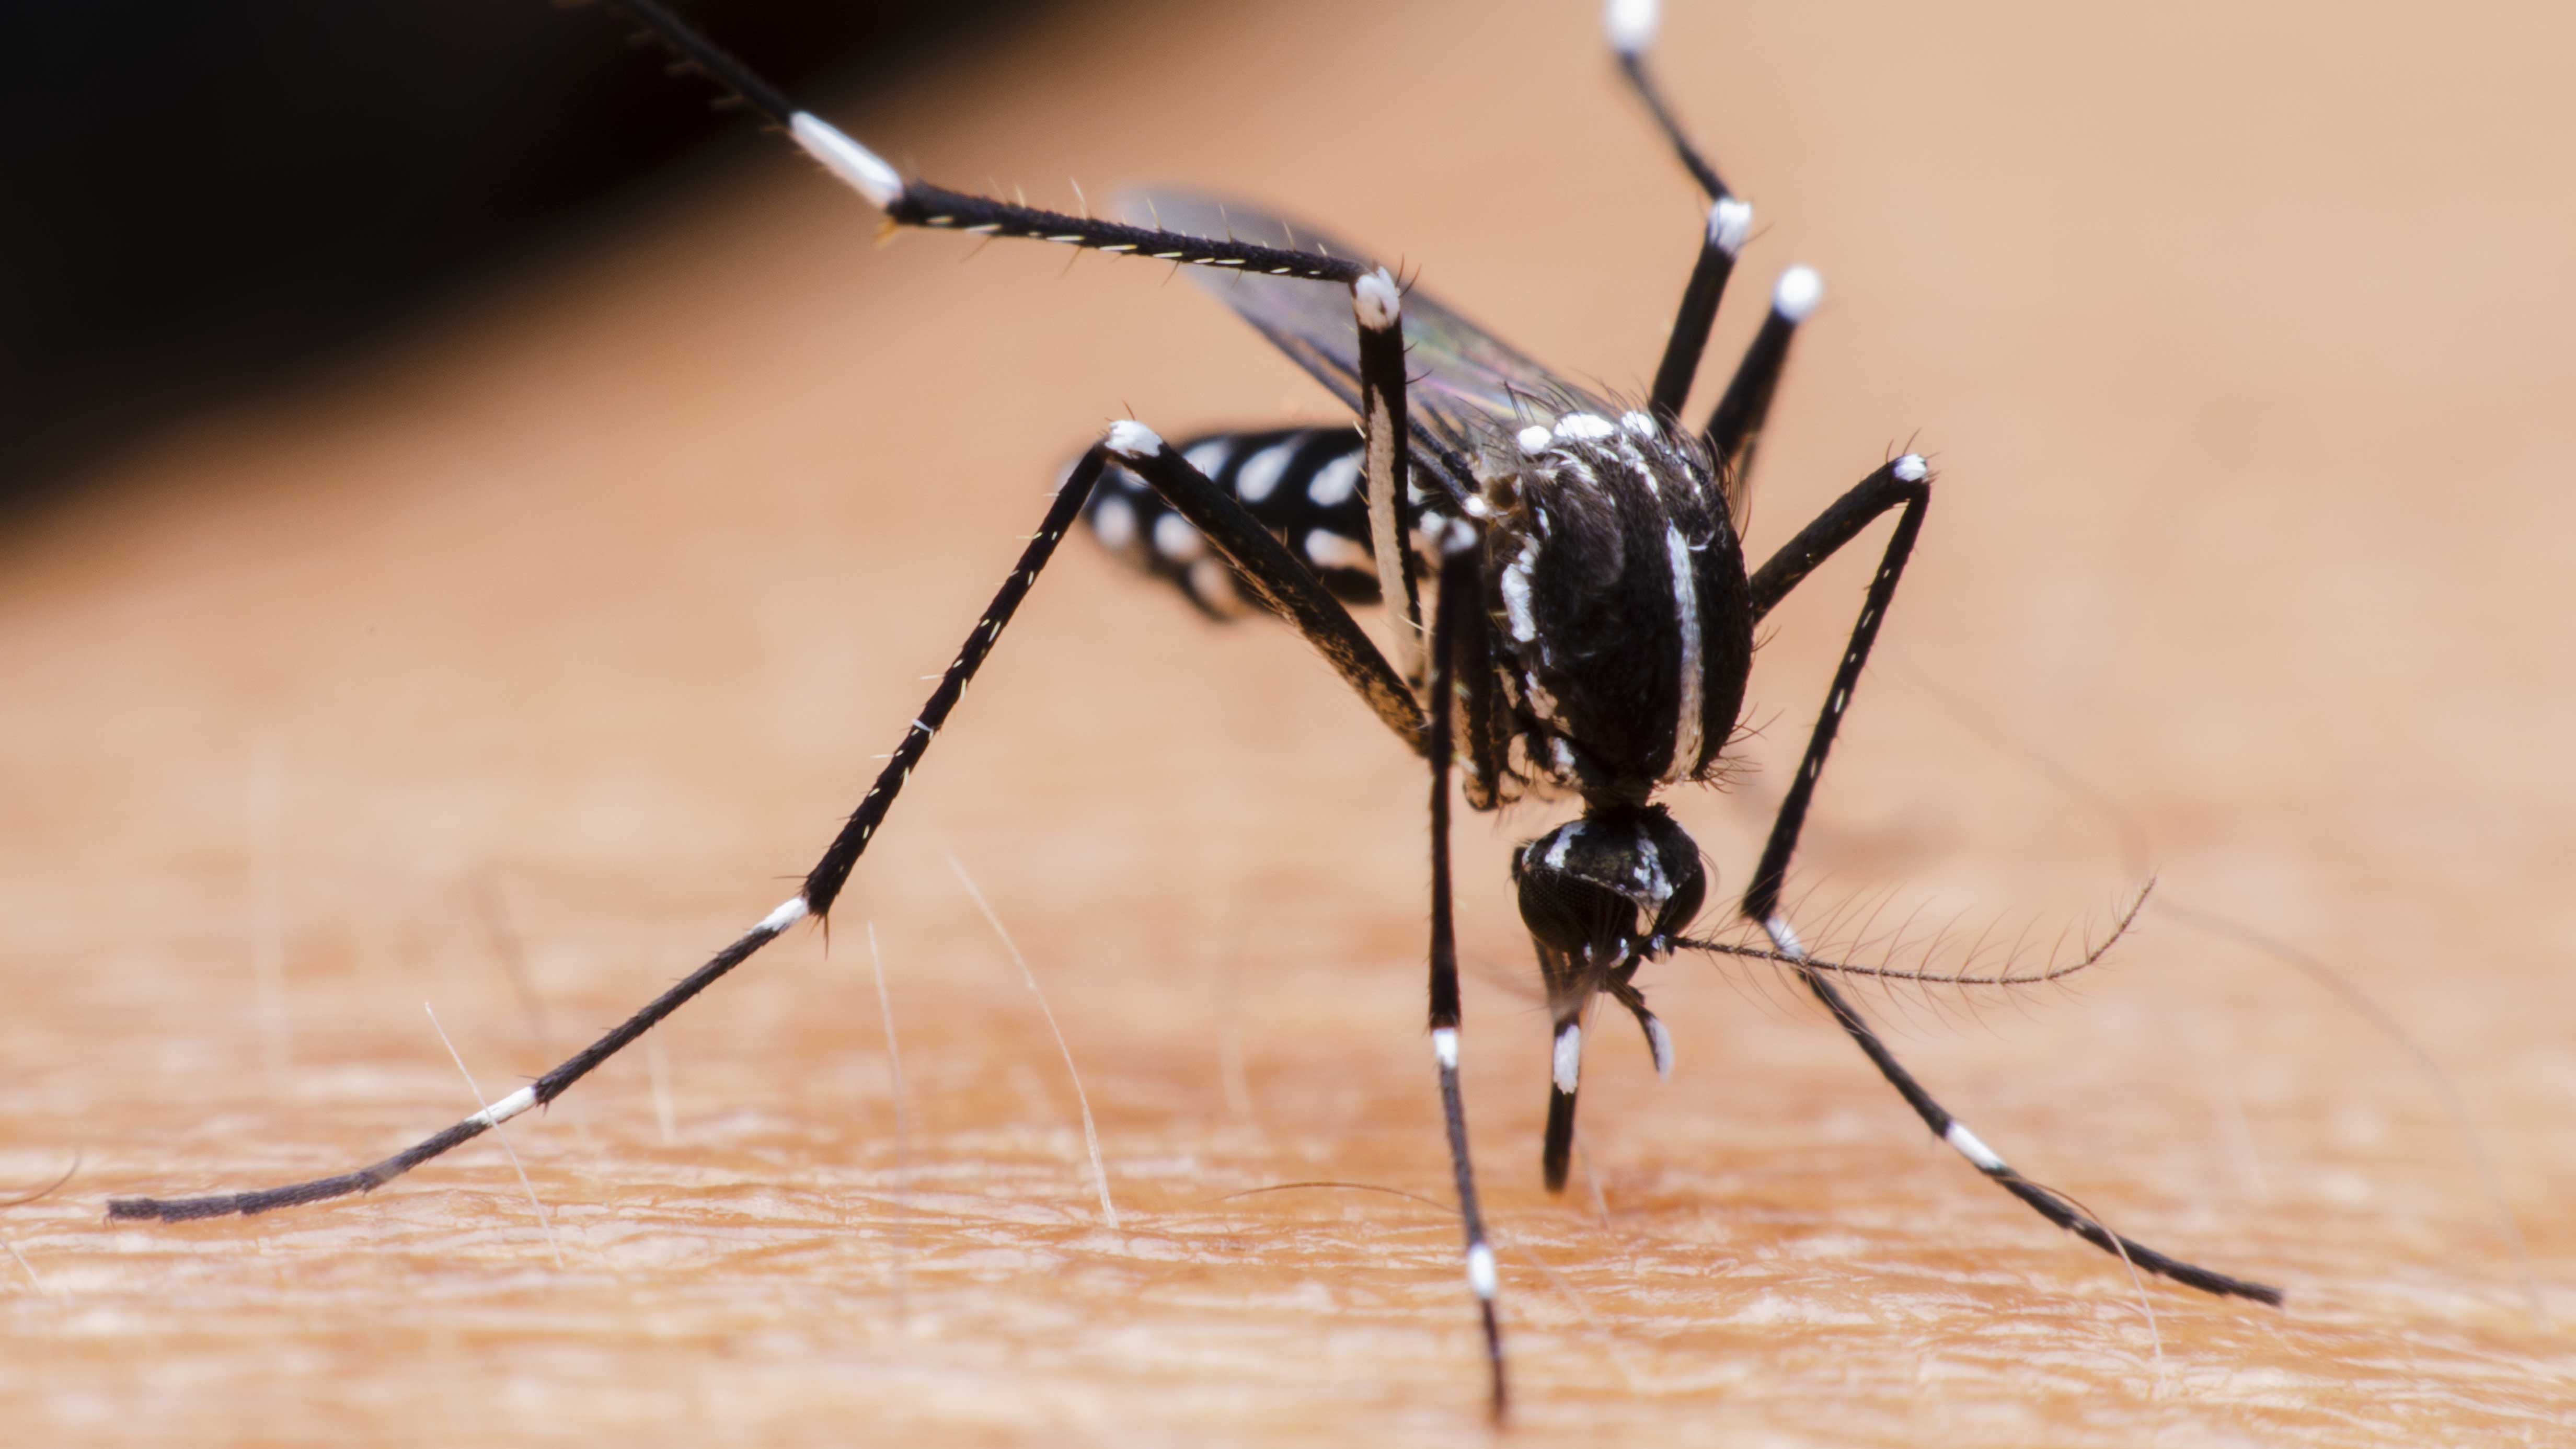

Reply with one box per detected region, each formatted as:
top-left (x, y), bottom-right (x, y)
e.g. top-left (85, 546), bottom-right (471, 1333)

top-left (109, 0), bottom-right (2282, 1415)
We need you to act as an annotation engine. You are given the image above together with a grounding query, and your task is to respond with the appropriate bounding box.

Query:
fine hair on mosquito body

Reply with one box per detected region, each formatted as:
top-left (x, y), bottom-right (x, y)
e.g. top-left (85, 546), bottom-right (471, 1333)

top-left (106, 0), bottom-right (2285, 1419)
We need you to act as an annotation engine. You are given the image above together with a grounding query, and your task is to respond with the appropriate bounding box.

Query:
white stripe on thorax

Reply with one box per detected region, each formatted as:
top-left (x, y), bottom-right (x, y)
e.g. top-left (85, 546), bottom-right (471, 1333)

top-left (1664, 523), bottom-right (1704, 778)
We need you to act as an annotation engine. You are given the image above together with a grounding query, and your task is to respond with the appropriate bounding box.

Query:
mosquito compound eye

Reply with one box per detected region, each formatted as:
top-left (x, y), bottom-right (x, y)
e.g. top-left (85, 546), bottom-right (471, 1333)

top-left (1514, 860), bottom-right (1637, 961)
top-left (1651, 851), bottom-right (1708, 943)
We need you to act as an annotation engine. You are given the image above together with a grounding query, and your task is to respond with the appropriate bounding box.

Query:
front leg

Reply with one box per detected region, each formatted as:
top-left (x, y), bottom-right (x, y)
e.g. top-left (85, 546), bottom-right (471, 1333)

top-left (113, 436), bottom-right (1128, 1220)
top-left (1424, 523), bottom-right (1507, 1421)
top-left (1739, 454), bottom-right (2279, 1304)
top-left (1740, 454), bottom-right (1929, 922)
top-left (601, 0), bottom-right (1368, 285)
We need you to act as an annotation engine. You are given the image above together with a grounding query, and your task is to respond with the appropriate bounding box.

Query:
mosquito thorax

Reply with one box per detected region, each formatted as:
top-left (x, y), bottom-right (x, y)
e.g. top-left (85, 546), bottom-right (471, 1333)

top-left (1511, 804), bottom-right (1708, 1013)
top-left (1476, 409), bottom-right (1754, 803)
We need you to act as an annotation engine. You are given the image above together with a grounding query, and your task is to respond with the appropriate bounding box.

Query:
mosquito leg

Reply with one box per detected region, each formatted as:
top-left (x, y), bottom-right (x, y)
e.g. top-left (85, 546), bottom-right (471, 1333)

top-left (1702, 264), bottom-right (1821, 502)
top-left (1332, 244), bottom-right (1504, 1412)
top-left (109, 439), bottom-right (1117, 1222)
top-left (595, 1), bottom-right (1366, 285)
top-left (1647, 199), bottom-right (1753, 422)
top-left (1738, 455), bottom-right (1929, 923)
top-left (1736, 456), bottom-right (2280, 1303)
top-left (1605, 0), bottom-right (1820, 502)
top-left (592, 0), bottom-right (1444, 680)
top-left (1092, 270), bottom-right (1438, 723)
top-left (591, 3), bottom-right (1440, 687)
top-left (1352, 269), bottom-right (1427, 683)
top-left (1602, 2), bottom-right (1759, 422)
top-left (1425, 523), bottom-right (1507, 1420)
top-left (1606, 0), bottom-right (1728, 202)
top-left (1096, 419), bottom-right (1423, 752)
top-left (1774, 922), bottom-right (2283, 1304)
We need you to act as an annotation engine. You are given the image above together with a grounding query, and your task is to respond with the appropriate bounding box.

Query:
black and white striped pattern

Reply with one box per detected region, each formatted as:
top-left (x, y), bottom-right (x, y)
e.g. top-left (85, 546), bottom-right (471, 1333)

top-left (104, 1), bottom-right (2284, 1424)
top-left (1084, 427), bottom-right (1378, 617)
top-left (1482, 408), bottom-right (1752, 800)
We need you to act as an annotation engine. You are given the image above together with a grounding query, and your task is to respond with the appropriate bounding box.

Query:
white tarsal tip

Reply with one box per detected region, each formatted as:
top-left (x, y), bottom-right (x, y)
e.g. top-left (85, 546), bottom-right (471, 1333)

top-left (1106, 420), bottom-right (1164, 459)
top-left (1710, 197), bottom-right (1753, 254)
top-left (788, 113), bottom-right (903, 210)
top-left (1774, 265), bottom-right (1823, 321)
top-left (758, 896), bottom-right (810, 934)
top-left (1432, 1027), bottom-right (1459, 1069)
top-left (1946, 1121), bottom-right (2007, 1172)
top-left (1353, 269), bottom-right (1402, 329)
top-left (1646, 1016), bottom-right (1675, 1079)
top-left (470, 1085), bottom-right (537, 1129)
top-left (1893, 454), bottom-right (1929, 483)
top-left (1516, 424), bottom-right (1552, 454)
top-left (1605, 0), bottom-right (1660, 54)
top-left (1551, 1023), bottom-right (1584, 1095)
top-left (1466, 1242), bottom-right (1499, 1300)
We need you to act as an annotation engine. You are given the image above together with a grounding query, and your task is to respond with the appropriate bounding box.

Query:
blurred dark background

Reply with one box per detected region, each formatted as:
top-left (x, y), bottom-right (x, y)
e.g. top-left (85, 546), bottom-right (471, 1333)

top-left (0, 0), bottom-right (1036, 514)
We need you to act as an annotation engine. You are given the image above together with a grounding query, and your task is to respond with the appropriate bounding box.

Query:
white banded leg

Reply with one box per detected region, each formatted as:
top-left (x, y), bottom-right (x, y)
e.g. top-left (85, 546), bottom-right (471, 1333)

top-left (109, 438), bottom-right (1125, 1222)
top-left (1425, 525), bottom-right (1506, 1419)
top-left (1100, 424), bottom-right (1422, 753)
top-left (110, 404), bottom-right (1442, 1224)
top-left (1084, 427), bottom-right (1379, 618)
top-left (1702, 264), bottom-right (1822, 497)
top-left (599, 0), bottom-right (1367, 285)
top-left (593, 6), bottom-right (1426, 748)
top-left (1761, 915), bottom-right (2282, 1304)
top-left (1648, 196), bottom-right (1753, 421)
top-left (1610, 0), bottom-right (1775, 433)
top-left (1353, 268), bottom-right (1426, 683)
top-left (1739, 455), bottom-right (1932, 923)
top-left (1729, 451), bottom-right (2273, 1302)
top-left (1608, 0), bottom-right (1728, 203)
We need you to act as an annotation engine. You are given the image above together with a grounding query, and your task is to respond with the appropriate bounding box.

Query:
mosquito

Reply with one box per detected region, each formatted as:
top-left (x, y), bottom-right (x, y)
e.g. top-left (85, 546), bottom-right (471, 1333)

top-left (109, 0), bottom-right (2282, 1416)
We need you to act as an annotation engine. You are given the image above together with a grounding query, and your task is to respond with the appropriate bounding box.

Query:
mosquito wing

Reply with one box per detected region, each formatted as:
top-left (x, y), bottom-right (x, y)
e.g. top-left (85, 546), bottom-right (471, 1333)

top-left (1119, 188), bottom-right (1622, 468)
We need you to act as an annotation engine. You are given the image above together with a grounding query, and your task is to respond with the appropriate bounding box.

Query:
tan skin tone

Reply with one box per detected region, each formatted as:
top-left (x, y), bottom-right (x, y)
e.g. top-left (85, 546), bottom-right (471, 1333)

top-left (4, 1), bottom-right (2569, 1441)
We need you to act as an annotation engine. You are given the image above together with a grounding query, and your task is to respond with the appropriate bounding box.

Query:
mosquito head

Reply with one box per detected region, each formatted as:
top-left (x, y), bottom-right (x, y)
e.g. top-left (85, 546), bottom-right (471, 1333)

top-left (1515, 802), bottom-right (1703, 1191)
top-left (1511, 803), bottom-right (1706, 1014)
